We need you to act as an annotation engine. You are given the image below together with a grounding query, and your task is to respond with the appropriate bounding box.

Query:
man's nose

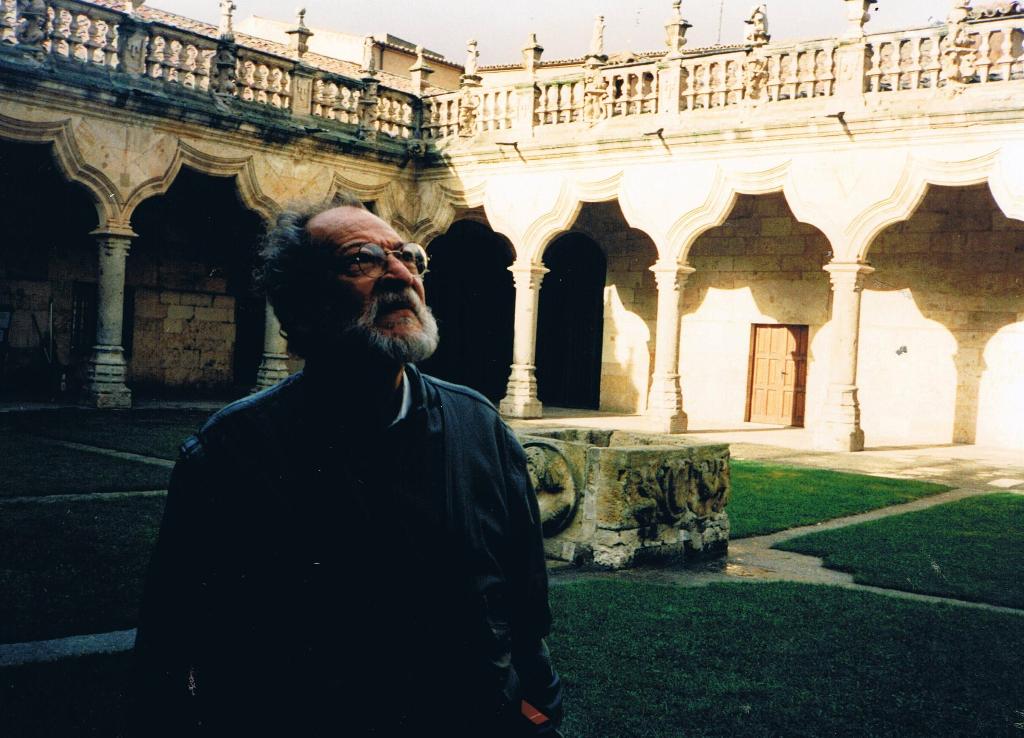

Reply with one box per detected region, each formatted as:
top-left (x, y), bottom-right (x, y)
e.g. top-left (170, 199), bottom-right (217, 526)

top-left (378, 251), bottom-right (417, 285)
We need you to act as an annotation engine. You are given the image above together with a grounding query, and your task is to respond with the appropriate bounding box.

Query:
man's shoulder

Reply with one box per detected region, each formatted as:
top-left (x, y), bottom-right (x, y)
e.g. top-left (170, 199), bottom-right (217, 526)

top-left (419, 371), bottom-right (500, 417)
top-left (193, 372), bottom-right (304, 447)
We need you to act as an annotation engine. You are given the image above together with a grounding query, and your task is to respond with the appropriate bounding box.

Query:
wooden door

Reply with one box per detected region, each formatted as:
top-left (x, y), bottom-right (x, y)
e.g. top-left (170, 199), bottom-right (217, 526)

top-left (746, 324), bottom-right (808, 426)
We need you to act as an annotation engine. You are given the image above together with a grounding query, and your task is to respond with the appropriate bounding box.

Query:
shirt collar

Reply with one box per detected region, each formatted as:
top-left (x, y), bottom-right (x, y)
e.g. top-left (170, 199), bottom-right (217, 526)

top-left (388, 367), bottom-right (413, 428)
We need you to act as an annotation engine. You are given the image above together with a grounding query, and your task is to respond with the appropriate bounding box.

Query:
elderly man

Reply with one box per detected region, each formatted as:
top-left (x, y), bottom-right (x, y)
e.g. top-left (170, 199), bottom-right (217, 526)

top-left (133, 195), bottom-right (563, 736)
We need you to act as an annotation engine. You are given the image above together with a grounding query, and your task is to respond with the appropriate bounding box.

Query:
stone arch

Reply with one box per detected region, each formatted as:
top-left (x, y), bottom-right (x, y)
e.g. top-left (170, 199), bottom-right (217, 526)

top-left (0, 137), bottom-right (103, 395)
top-left (680, 191), bottom-right (832, 428)
top-left (0, 112), bottom-right (121, 229)
top-left (858, 183), bottom-right (1024, 448)
top-left (122, 141), bottom-right (280, 226)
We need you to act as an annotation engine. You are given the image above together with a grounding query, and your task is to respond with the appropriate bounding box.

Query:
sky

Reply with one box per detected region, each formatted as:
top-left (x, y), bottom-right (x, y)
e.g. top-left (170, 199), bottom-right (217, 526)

top-left (147, 0), bottom-right (951, 65)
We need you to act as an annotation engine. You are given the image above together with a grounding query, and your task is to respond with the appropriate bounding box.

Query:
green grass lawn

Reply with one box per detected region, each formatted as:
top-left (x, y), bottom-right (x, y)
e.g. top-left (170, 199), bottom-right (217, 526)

top-left (8, 408), bottom-right (210, 460)
top-left (728, 460), bottom-right (950, 539)
top-left (0, 496), bottom-right (166, 643)
top-left (3, 581), bottom-right (1022, 738)
top-left (775, 493), bottom-right (1024, 609)
top-left (0, 430), bottom-right (171, 497)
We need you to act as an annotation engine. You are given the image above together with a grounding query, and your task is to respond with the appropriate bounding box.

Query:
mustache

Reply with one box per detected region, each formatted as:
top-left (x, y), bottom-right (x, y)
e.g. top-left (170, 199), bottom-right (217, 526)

top-left (363, 288), bottom-right (429, 324)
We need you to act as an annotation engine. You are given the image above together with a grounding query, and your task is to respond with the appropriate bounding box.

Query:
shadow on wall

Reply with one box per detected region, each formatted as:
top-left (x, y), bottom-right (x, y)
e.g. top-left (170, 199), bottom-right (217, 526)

top-left (861, 184), bottom-right (1024, 449)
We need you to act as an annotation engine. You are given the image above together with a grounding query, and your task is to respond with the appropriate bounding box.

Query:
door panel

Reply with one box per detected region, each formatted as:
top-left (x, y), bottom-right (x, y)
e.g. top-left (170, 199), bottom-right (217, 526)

top-left (746, 324), bottom-right (808, 426)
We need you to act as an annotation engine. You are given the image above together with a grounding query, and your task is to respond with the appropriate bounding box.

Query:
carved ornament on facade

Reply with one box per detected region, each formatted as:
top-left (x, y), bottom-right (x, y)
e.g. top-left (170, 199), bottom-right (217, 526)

top-left (619, 456), bottom-right (730, 530)
top-left (940, 2), bottom-right (977, 85)
top-left (523, 441), bottom-right (579, 536)
top-left (743, 54), bottom-right (769, 102)
top-left (211, 43), bottom-right (238, 95)
top-left (15, 0), bottom-right (47, 51)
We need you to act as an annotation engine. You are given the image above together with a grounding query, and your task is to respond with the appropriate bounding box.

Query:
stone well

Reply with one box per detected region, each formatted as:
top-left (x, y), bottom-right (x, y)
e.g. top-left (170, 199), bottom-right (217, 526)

top-left (516, 428), bottom-right (731, 569)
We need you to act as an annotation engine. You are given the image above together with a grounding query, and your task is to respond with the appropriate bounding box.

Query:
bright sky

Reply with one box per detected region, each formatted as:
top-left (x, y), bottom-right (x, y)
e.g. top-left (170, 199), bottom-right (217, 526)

top-left (147, 0), bottom-right (950, 65)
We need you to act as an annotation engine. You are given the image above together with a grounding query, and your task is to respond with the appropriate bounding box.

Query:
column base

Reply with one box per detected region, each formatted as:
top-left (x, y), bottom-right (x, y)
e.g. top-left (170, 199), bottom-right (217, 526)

top-left (84, 346), bottom-right (132, 409)
top-left (815, 384), bottom-right (866, 451)
top-left (646, 411), bottom-right (689, 434)
top-left (814, 423), bottom-right (865, 452)
top-left (252, 353), bottom-right (290, 392)
top-left (499, 394), bottom-right (544, 419)
top-left (500, 364), bottom-right (543, 419)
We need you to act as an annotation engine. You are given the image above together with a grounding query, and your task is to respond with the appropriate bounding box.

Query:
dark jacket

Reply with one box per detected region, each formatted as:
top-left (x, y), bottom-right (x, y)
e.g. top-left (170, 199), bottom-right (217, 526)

top-left (132, 364), bottom-right (562, 736)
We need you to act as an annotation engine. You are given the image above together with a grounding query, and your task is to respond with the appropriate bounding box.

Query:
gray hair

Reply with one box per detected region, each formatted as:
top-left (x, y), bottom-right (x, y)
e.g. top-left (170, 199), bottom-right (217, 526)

top-left (256, 192), bottom-right (365, 358)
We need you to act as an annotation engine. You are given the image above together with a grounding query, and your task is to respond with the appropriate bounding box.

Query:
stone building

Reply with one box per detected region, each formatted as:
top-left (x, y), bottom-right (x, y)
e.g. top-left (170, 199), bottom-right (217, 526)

top-left (0, 0), bottom-right (1022, 452)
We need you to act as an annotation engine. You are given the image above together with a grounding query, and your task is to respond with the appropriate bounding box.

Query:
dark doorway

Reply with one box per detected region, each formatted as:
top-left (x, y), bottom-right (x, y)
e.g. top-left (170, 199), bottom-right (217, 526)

top-left (0, 140), bottom-right (97, 397)
top-left (536, 233), bottom-right (606, 409)
top-left (130, 166), bottom-right (264, 393)
top-left (421, 220), bottom-right (514, 402)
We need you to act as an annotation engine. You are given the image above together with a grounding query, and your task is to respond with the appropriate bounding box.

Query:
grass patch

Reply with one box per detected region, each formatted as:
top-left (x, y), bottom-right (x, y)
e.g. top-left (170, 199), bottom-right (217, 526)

top-left (550, 580), bottom-right (1024, 738)
top-left (0, 496), bottom-right (165, 643)
top-left (775, 493), bottom-right (1024, 608)
top-left (8, 408), bottom-right (209, 460)
top-left (0, 430), bottom-right (171, 498)
top-left (728, 460), bottom-right (950, 538)
top-left (4, 581), bottom-right (1023, 737)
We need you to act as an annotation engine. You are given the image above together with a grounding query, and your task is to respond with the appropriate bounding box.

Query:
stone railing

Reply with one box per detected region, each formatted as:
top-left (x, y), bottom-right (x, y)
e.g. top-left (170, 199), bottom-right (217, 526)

top-left (421, 90), bottom-right (461, 139)
top-left (600, 63), bottom-right (659, 117)
top-left (376, 88), bottom-right (416, 139)
top-left (142, 23), bottom-right (216, 92)
top-left (235, 47), bottom-right (293, 109)
top-left (1, 0), bottom-right (418, 142)
top-left (476, 84), bottom-right (518, 131)
top-left (2, 0), bottom-right (122, 68)
top-left (535, 77), bottom-right (584, 125)
top-left (3, 0), bottom-right (1021, 145)
top-left (866, 14), bottom-right (1024, 92)
top-left (311, 73), bottom-right (363, 124)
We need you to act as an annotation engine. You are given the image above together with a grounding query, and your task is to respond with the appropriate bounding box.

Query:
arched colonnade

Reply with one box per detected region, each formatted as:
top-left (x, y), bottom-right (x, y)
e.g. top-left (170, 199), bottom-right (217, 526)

top-left (3, 102), bottom-right (1023, 451)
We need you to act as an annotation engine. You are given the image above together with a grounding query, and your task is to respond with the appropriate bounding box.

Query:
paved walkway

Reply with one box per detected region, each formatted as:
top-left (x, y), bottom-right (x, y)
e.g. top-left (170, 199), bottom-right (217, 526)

top-left (3, 408), bottom-right (1022, 667)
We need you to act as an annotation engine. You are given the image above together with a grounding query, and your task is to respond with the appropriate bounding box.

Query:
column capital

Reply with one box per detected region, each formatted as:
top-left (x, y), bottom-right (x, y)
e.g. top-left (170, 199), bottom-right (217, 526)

top-left (508, 263), bottom-right (549, 290)
top-left (650, 261), bottom-right (696, 291)
top-left (824, 261), bottom-right (874, 290)
top-left (91, 224), bottom-right (138, 239)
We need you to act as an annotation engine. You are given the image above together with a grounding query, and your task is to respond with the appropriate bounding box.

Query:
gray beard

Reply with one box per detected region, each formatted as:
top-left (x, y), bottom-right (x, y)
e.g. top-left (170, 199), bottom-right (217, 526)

top-left (341, 289), bottom-right (439, 364)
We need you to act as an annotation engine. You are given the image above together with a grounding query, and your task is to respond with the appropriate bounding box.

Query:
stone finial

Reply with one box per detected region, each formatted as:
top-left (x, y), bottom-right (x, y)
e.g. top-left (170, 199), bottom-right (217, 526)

top-left (122, 0), bottom-right (145, 14)
top-left (522, 33), bottom-right (544, 74)
top-left (286, 7), bottom-right (314, 59)
top-left (464, 38), bottom-right (479, 77)
top-left (361, 35), bottom-right (376, 74)
top-left (409, 44), bottom-right (435, 94)
top-left (744, 4), bottom-right (770, 46)
top-left (665, 0), bottom-right (692, 59)
top-left (218, 0), bottom-right (236, 41)
top-left (589, 15), bottom-right (605, 58)
top-left (842, 0), bottom-right (877, 39)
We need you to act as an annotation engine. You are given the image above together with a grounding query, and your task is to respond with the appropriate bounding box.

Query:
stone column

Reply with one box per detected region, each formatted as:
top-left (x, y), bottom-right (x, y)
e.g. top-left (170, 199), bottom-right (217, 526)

top-left (646, 261), bottom-right (695, 433)
top-left (85, 227), bottom-right (135, 409)
top-left (816, 261), bottom-right (874, 451)
top-left (253, 300), bottom-right (290, 391)
top-left (499, 263), bottom-right (548, 418)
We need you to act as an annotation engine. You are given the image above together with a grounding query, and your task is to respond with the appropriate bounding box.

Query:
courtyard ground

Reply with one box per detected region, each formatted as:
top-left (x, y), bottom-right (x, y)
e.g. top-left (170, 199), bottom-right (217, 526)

top-left (2, 405), bottom-right (1023, 736)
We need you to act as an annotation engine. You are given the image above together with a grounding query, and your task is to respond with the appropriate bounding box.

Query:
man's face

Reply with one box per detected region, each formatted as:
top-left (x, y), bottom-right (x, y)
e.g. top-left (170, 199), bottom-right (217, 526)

top-left (306, 206), bottom-right (439, 363)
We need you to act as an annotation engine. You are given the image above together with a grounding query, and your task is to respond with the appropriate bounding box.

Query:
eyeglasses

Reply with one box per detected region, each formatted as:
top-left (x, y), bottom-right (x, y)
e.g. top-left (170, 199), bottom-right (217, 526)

top-left (336, 242), bottom-right (429, 279)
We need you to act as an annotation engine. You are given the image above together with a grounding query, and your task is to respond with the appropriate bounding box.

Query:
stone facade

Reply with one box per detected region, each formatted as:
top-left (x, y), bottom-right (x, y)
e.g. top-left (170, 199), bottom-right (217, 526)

top-left (1, 0), bottom-right (1023, 451)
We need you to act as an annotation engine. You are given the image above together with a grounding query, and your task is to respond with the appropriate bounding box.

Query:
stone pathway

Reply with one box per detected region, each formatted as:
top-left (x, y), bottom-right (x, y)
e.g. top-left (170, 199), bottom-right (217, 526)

top-left (550, 485), bottom-right (1024, 618)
